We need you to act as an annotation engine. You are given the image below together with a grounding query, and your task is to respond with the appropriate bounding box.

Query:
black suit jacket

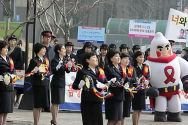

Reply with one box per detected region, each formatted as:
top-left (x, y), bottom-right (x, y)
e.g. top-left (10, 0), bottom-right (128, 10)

top-left (0, 56), bottom-right (15, 91)
top-left (50, 55), bottom-right (70, 88)
top-left (26, 56), bottom-right (50, 86)
top-left (9, 46), bottom-right (23, 69)
top-left (73, 67), bottom-right (107, 103)
top-left (76, 48), bottom-right (84, 64)
top-left (133, 63), bottom-right (150, 93)
top-left (104, 64), bottom-right (128, 101)
top-left (97, 55), bottom-right (109, 69)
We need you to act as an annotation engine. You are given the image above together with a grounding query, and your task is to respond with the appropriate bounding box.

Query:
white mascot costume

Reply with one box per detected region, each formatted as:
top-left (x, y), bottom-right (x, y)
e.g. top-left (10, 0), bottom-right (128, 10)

top-left (145, 32), bottom-right (188, 122)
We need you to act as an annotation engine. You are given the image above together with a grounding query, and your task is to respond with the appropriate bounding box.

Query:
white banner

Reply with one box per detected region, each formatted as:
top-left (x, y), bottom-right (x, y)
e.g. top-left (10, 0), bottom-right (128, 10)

top-left (165, 8), bottom-right (188, 42)
top-left (129, 20), bottom-right (156, 39)
top-left (60, 72), bottom-right (188, 111)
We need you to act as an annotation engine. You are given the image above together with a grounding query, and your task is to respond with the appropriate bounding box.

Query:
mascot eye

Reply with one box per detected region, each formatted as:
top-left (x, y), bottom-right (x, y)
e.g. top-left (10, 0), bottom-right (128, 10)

top-left (167, 47), bottom-right (169, 50)
top-left (159, 48), bottom-right (162, 51)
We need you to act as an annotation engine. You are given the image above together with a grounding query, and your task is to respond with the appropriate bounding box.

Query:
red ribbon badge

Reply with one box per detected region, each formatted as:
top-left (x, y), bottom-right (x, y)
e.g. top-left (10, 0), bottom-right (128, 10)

top-left (164, 66), bottom-right (175, 84)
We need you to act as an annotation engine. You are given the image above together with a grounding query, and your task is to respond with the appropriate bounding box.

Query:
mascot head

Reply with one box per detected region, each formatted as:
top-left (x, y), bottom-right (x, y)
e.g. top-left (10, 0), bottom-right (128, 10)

top-left (150, 32), bottom-right (172, 58)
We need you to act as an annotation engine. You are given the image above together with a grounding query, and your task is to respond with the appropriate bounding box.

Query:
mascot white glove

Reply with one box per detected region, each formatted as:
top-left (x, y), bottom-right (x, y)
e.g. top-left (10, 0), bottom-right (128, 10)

top-left (56, 60), bottom-right (63, 70)
top-left (78, 80), bottom-right (86, 89)
top-left (96, 80), bottom-right (106, 89)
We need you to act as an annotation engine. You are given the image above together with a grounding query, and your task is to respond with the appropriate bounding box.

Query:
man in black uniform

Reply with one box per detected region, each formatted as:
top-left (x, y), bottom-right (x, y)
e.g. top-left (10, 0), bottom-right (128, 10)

top-left (8, 35), bottom-right (23, 107)
top-left (108, 44), bottom-right (116, 50)
top-left (182, 47), bottom-right (188, 62)
top-left (41, 31), bottom-right (55, 112)
top-left (98, 44), bottom-right (109, 69)
top-left (41, 31), bottom-right (55, 63)
top-left (65, 41), bottom-right (78, 64)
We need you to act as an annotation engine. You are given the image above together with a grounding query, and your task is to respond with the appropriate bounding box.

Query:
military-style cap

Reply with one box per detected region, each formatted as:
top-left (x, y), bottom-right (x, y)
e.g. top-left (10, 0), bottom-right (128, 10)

top-left (109, 44), bottom-right (116, 49)
top-left (17, 40), bottom-right (22, 45)
top-left (65, 41), bottom-right (74, 47)
top-left (84, 41), bottom-right (93, 48)
top-left (51, 35), bottom-right (56, 40)
top-left (132, 45), bottom-right (140, 51)
top-left (119, 44), bottom-right (127, 49)
top-left (41, 31), bottom-right (52, 37)
top-left (183, 47), bottom-right (188, 51)
top-left (8, 35), bottom-right (17, 41)
top-left (100, 44), bottom-right (108, 50)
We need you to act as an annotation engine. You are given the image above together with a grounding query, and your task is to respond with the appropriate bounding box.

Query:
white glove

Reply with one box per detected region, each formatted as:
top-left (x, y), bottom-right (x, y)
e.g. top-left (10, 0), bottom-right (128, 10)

top-left (78, 80), bottom-right (85, 89)
top-left (145, 80), bottom-right (149, 85)
top-left (56, 60), bottom-right (63, 70)
top-left (96, 80), bottom-right (106, 89)
top-left (10, 74), bottom-right (15, 79)
top-left (109, 77), bottom-right (117, 83)
top-left (0, 75), bottom-right (3, 81)
top-left (124, 82), bottom-right (129, 87)
top-left (33, 66), bottom-right (39, 73)
top-left (67, 61), bottom-right (72, 68)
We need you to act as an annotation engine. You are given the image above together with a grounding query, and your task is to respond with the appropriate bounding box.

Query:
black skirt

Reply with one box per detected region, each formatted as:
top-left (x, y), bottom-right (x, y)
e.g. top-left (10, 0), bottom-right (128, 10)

top-left (33, 86), bottom-right (50, 108)
top-left (81, 101), bottom-right (103, 125)
top-left (132, 90), bottom-right (146, 110)
top-left (0, 91), bottom-right (13, 113)
top-left (105, 99), bottom-right (123, 121)
top-left (15, 87), bottom-right (24, 94)
top-left (123, 93), bottom-right (132, 117)
top-left (51, 86), bottom-right (65, 104)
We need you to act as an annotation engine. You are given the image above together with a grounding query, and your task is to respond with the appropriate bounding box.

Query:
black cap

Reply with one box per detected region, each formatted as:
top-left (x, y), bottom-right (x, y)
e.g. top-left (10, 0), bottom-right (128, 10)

top-left (8, 35), bottom-right (17, 41)
top-left (41, 31), bottom-right (52, 37)
top-left (65, 42), bottom-right (74, 47)
top-left (17, 40), bottom-right (22, 45)
top-left (132, 45), bottom-right (140, 51)
top-left (51, 35), bottom-right (56, 40)
top-left (109, 44), bottom-right (116, 49)
top-left (100, 44), bottom-right (108, 50)
top-left (119, 44), bottom-right (127, 49)
top-left (84, 42), bottom-right (93, 48)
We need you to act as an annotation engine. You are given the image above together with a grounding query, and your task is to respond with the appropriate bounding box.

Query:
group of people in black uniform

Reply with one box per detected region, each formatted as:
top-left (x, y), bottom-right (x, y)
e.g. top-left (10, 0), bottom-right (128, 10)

top-left (0, 29), bottom-right (151, 125)
top-left (73, 42), bottom-right (150, 125)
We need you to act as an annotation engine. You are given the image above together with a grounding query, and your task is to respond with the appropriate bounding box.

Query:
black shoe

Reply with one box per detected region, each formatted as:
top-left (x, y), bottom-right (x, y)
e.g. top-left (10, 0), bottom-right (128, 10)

top-left (167, 112), bottom-right (182, 122)
top-left (154, 111), bottom-right (166, 122)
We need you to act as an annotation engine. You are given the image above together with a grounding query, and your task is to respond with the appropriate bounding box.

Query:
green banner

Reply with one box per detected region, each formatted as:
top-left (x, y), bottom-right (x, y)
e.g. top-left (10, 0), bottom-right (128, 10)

top-left (0, 22), bottom-right (23, 38)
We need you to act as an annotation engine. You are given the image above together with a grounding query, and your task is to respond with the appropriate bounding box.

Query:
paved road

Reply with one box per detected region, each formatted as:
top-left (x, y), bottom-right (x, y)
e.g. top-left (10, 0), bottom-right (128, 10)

top-left (6, 108), bottom-right (188, 125)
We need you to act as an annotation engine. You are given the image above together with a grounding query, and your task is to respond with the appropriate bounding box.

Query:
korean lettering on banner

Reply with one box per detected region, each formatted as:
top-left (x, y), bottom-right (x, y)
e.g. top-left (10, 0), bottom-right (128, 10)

top-left (171, 15), bottom-right (187, 26)
top-left (67, 84), bottom-right (81, 98)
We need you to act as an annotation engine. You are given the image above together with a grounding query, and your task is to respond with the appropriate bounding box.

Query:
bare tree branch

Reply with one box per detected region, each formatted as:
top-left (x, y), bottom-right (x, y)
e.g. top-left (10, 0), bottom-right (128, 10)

top-left (5, 0), bottom-right (11, 40)
top-left (10, 0), bottom-right (55, 36)
top-left (0, 0), bottom-right (8, 14)
top-left (70, 0), bottom-right (103, 28)
top-left (37, 2), bottom-right (65, 35)
top-left (38, 16), bottom-right (46, 31)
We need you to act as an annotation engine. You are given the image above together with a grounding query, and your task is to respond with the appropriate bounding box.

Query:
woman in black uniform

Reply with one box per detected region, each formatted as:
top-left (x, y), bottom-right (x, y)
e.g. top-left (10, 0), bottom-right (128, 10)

top-left (132, 51), bottom-right (150, 125)
top-left (50, 44), bottom-right (72, 125)
top-left (0, 41), bottom-right (15, 125)
top-left (120, 53), bottom-right (137, 125)
top-left (104, 50), bottom-right (128, 125)
top-left (73, 52), bottom-right (115, 125)
top-left (27, 43), bottom-right (50, 125)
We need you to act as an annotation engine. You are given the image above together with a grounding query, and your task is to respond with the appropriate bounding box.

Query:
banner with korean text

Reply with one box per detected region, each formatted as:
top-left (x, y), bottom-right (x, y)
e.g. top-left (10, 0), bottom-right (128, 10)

top-left (60, 72), bottom-right (188, 111)
top-left (165, 8), bottom-right (188, 42)
top-left (129, 20), bottom-right (156, 39)
top-left (77, 26), bottom-right (105, 44)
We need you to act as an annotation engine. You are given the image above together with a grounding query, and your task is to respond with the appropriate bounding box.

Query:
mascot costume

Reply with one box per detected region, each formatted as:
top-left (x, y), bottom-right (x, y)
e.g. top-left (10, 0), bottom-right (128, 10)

top-left (146, 32), bottom-right (188, 122)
